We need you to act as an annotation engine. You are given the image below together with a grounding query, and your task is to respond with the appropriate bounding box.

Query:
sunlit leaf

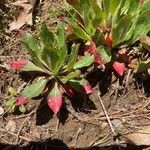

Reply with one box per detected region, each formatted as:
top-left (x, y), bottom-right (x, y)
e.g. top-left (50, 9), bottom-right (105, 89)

top-left (73, 54), bottom-right (94, 69)
top-left (21, 78), bottom-right (48, 98)
top-left (47, 82), bottom-right (62, 114)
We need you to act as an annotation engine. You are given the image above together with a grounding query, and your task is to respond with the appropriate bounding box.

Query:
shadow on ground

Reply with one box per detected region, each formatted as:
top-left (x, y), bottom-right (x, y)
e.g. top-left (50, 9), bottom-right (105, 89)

top-left (0, 138), bottom-right (148, 150)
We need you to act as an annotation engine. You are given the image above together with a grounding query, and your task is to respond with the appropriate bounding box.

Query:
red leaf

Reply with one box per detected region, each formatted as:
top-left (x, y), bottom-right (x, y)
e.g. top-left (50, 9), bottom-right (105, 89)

top-left (87, 41), bottom-right (96, 54)
top-left (47, 95), bottom-right (62, 114)
top-left (47, 83), bottom-right (63, 114)
top-left (9, 59), bottom-right (27, 70)
top-left (62, 84), bottom-right (74, 97)
top-left (112, 61), bottom-right (125, 77)
top-left (94, 50), bottom-right (105, 65)
top-left (16, 96), bottom-right (28, 106)
top-left (104, 34), bottom-right (112, 47)
top-left (82, 80), bottom-right (94, 95)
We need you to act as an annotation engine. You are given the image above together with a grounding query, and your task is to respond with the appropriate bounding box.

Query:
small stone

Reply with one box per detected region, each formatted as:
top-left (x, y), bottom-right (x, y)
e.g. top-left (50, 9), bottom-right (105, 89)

top-left (0, 107), bottom-right (4, 115)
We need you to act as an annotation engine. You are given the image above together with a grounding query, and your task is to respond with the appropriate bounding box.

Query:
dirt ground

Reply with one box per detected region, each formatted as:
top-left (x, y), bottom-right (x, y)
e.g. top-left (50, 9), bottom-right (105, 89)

top-left (0, 0), bottom-right (150, 150)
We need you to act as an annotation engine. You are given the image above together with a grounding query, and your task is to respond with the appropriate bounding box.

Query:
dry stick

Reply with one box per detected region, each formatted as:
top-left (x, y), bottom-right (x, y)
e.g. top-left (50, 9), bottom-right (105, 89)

top-left (118, 89), bottom-right (133, 101)
top-left (90, 134), bottom-right (110, 147)
top-left (16, 111), bottom-right (35, 144)
top-left (97, 94), bottom-right (122, 150)
top-left (71, 127), bottom-right (82, 148)
top-left (97, 94), bottom-right (116, 135)
top-left (55, 113), bottom-right (60, 133)
top-left (114, 78), bottom-right (119, 104)
top-left (97, 93), bottom-right (117, 138)
top-left (0, 128), bottom-right (32, 142)
top-left (67, 107), bottom-right (99, 126)
top-left (125, 69), bottom-right (132, 88)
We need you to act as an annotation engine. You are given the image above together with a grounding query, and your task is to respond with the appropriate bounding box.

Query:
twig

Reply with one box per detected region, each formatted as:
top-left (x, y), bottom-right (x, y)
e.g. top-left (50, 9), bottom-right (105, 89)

top-left (114, 78), bottom-right (119, 104)
top-left (55, 113), bottom-right (60, 133)
top-left (16, 111), bottom-right (35, 144)
top-left (90, 134), bottom-right (110, 147)
top-left (97, 93), bottom-right (117, 137)
top-left (118, 89), bottom-right (133, 101)
top-left (71, 127), bottom-right (82, 148)
top-left (0, 128), bottom-right (32, 142)
top-left (125, 69), bottom-right (132, 88)
top-left (67, 107), bottom-right (99, 126)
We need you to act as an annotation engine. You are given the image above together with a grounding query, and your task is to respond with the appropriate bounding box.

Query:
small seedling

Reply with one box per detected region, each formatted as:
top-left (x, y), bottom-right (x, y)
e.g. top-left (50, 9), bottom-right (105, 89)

top-left (5, 87), bottom-right (28, 113)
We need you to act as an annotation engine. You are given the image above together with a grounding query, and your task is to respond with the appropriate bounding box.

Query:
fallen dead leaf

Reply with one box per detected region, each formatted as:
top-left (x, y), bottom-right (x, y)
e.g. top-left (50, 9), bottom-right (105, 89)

top-left (125, 126), bottom-right (150, 146)
top-left (9, 0), bottom-right (37, 31)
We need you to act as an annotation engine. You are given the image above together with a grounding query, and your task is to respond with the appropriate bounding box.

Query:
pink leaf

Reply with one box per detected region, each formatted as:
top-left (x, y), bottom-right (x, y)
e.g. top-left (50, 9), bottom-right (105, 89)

top-left (9, 59), bottom-right (27, 70)
top-left (87, 41), bottom-right (96, 54)
top-left (47, 83), bottom-right (63, 114)
top-left (82, 80), bottom-right (94, 95)
top-left (16, 96), bottom-right (28, 106)
top-left (112, 61), bottom-right (126, 77)
top-left (61, 84), bottom-right (74, 97)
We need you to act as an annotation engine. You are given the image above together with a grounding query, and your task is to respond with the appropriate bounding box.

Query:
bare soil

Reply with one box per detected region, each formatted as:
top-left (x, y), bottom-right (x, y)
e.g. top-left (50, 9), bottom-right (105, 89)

top-left (0, 0), bottom-right (150, 150)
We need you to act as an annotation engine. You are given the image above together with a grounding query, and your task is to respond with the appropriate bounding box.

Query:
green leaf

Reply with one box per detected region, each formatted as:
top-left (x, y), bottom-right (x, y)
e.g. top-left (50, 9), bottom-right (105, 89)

top-left (21, 78), bottom-right (48, 98)
top-left (112, 15), bottom-right (132, 46)
top-left (66, 17), bottom-right (91, 41)
top-left (5, 99), bottom-right (15, 107)
top-left (60, 70), bottom-right (81, 84)
top-left (21, 61), bottom-right (46, 72)
top-left (19, 105), bottom-right (26, 113)
top-left (112, 0), bottom-right (126, 26)
top-left (40, 23), bottom-right (54, 49)
top-left (127, 0), bottom-right (139, 15)
top-left (54, 25), bottom-right (67, 75)
top-left (8, 87), bottom-right (17, 96)
top-left (96, 46), bottom-right (112, 63)
top-left (11, 105), bottom-right (16, 113)
top-left (140, 0), bottom-right (150, 13)
top-left (53, 45), bottom-right (67, 75)
top-left (41, 49), bottom-right (59, 74)
top-left (21, 33), bottom-right (41, 63)
top-left (57, 23), bottom-right (66, 48)
top-left (66, 44), bottom-right (79, 71)
top-left (73, 54), bottom-right (94, 69)
top-left (130, 12), bottom-right (150, 44)
top-left (69, 78), bottom-right (83, 92)
top-left (41, 24), bottom-right (67, 75)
